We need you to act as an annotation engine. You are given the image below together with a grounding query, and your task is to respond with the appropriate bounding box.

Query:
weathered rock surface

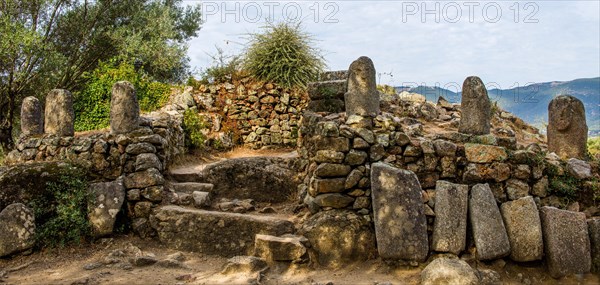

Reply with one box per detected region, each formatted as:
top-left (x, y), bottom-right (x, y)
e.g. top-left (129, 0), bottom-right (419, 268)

top-left (540, 206), bottom-right (591, 278)
top-left (566, 158), bottom-right (592, 179)
top-left (44, 89), bottom-right (75, 136)
top-left (150, 206), bottom-right (294, 257)
top-left (344, 56), bottom-right (380, 117)
top-left (299, 209), bottom-right (375, 268)
top-left (547, 95), bottom-right (588, 159)
top-left (469, 183), bottom-right (511, 260)
top-left (459, 76), bottom-right (491, 135)
top-left (588, 217), bottom-right (600, 273)
top-left (88, 180), bottom-right (126, 237)
top-left (370, 162), bottom-right (428, 261)
top-left (421, 258), bottom-right (478, 285)
top-left (111, 81), bottom-right (140, 134)
top-left (0, 203), bottom-right (35, 257)
top-left (20, 96), bottom-right (44, 136)
top-left (221, 256), bottom-right (268, 274)
top-left (432, 181), bottom-right (469, 254)
top-left (500, 196), bottom-right (543, 262)
top-left (254, 234), bottom-right (307, 262)
top-left (464, 143), bottom-right (507, 163)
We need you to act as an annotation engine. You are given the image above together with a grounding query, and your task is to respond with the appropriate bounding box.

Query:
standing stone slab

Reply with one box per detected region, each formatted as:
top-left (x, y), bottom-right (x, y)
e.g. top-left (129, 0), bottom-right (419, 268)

top-left (20, 96), bottom-right (43, 136)
top-left (588, 218), bottom-right (600, 273)
top-left (547, 95), bottom-right (588, 159)
top-left (88, 180), bottom-right (126, 237)
top-left (432, 181), bottom-right (469, 254)
top-left (344, 56), bottom-right (380, 117)
top-left (469, 183), bottom-right (510, 260)
top-left (44, 89), bottom-right (75, 136)
top-left (540, 206), bottom-right (591, 278)
top-left (0, 203), bottom-right (35, 257)
top-left (459, 76), bottom-right (490, 135)
top-left (111, 81), bottom-right (140, 134)
top-left (500, 196), bottom-right (543, 262)
top-left (371, 162), bottom-right (428, 261)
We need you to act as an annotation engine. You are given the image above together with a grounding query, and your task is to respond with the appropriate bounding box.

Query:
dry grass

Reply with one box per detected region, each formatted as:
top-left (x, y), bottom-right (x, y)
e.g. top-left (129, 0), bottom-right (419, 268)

top-left (170, 146), bottom-right (297, 169)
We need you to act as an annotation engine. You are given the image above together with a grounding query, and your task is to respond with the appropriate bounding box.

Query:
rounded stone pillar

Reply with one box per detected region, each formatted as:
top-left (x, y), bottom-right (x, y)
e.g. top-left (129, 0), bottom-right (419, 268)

top-left (344, 56), bottom-right (380, 118)
top-left (547, 95), bottom-right (588, 159)
top-left (44, 89), bottom-right (75, 136)
top-left (20, 96), bottom-right (43, 136)
top-left (458, 76), bottom-right (491, 135)
top-left (110, 81), bottom-right (140, 134)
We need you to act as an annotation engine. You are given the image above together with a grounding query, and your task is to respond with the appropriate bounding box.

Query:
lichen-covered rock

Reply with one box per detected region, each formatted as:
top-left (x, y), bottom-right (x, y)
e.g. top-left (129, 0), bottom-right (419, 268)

top-left (20, 96), bottom-right (44, 136)
top-left (313, 193), bottom-right (354, 208)
top-left (469, 183), bottom-right (511, 260)
top-left (500, 196), bottom-right (543, 262)
top-left (254, 234), bottom-right (307, 262)
top-left (44, 89), bottom-right (75, 136)
top-left (0, 203), bottom-right (35, 257)
top-left (432, 181), bottom-right (469, 254)
top-left (150, 206), bottom-right (294, 257)
top-left (566, 158), bottom-right (592, 179)
top-left (458, 76), bottom-right (491, 135)
top-left (88, 180), bottom-right (125, 237)
top-left (547, 95), bottom-right (588, 159)
top-left (124, 168), bottom-right (164, 189)
top-left (464, 143), bottom-right (507, 163)
top-left (540, 206), bottom-right (591, 278)
top-left (299, 209), bottom-right (375, 268)
top-left (344, 56), bottom-right (380, 117)
top-left (110, 81), bottom-right (140, 134)
top-left (370, 162), bottom-right (428, 261)
top-left (421, 257), bottom-right (478, 285)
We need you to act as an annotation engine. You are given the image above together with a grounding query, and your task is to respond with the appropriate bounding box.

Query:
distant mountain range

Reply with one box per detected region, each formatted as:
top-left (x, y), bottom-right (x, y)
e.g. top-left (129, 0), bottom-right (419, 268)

top-left (396, 77), bottom-right (600, 136)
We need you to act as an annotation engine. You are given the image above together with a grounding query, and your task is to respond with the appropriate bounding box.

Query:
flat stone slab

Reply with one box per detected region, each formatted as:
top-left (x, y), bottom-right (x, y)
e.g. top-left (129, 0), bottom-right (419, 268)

top-left (308, 80), bottom-right (347, 100)
top-left (500, 196), bottom-right (543, 262)
top-left (150, 206), bottom-right (294, 257)
top-left (254, 234), bottom-right (307, 262)
top-left (432, 181), bottom-right (469, 254)
top-left (540, 206), bottom-right (591, 278)
top-left (371, 162), bottom-right (428, 261)
top-left (170, 182), bottom-right (214, 194)
top-left (469, 183), bottom-right (511, 260)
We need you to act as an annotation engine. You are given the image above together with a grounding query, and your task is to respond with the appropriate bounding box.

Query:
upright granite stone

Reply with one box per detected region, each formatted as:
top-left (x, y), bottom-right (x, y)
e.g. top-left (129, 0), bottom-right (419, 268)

top-left (432, 181), bottom-right (469, 254)
top-left (44, 89), bottom-right (75, 136)
top-left (111, 81), bottom-right (140, 134)
top-left (500, 196), bottom-right (543, 262)
top-left (469, 183), bottom-right (510, 260)
top-left (20, 96), bottom-right (43, 136)
top-left (588, 218), bottom-right (600, 273)
top-left (88, 180), bottom-right (126, 237)
top-left (371, 162), bottom-right (428, 261)
top-left (0, 203), bottom-right (35, 257)
top-left (344, 56), bottom-right (380, 117)
top-left (458, 76), bottom-right (490, 135)
top-left (547, 95), bottom-right (588, 159)
top-left (540, 206), bottom-right (591, 278)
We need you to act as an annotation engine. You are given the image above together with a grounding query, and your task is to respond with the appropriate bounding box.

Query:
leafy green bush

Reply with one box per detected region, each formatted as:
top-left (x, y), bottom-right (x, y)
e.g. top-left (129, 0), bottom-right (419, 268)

top-left (588, 137), bottom-right (600, 159)
top-left (243, 22), bottom-right (325, 89)
top-left (74, 60), bottom-right (171, 131)
top-left (183, 108), bottom-right (207, 149)
top-left (28, 169), bottom-right (91, 248)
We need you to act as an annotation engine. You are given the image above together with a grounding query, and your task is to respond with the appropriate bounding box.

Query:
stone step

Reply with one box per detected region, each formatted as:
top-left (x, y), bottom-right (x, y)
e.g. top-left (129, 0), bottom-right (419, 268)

top-left (308, 80), bottom-right (347, 100)
top-left (150, 205), bottom-right (295, 257)
top-left (166, 157), bottom-right (299, 203)
top-left (169, 182), bottom-right (214, 194)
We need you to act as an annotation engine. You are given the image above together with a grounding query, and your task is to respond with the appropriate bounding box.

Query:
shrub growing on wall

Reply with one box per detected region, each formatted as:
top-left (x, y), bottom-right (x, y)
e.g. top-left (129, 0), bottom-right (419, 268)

top-left (243, 22), bottom-right (326, 89)
top-left (74, 60), bottom-right (171, 131)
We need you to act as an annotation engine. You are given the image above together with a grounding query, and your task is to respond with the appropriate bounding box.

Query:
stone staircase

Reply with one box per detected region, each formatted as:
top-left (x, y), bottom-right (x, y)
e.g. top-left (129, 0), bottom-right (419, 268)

top-left (149, 155), bottom-right (306, 260)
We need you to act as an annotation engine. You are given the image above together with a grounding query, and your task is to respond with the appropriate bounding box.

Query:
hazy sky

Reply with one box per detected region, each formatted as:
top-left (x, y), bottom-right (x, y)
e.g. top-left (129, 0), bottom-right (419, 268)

top-left (183, 1), bottom-right (600, 88)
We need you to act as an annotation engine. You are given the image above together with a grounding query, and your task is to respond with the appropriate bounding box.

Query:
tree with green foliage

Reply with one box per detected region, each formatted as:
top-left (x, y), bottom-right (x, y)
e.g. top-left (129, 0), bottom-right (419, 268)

top-left (0, 0), bottom-right (201, 149)
top-left (243, 22), bottom-right (326, 89)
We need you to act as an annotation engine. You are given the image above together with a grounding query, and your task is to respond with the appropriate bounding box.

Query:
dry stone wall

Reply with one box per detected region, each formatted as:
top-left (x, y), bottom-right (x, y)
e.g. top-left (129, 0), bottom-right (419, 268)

top-left (192, 79), bottom-right (308, 149)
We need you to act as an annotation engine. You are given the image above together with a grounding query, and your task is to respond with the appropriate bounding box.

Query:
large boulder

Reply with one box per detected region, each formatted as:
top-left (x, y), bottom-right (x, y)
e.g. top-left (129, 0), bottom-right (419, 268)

top-left (432, 181), bottom-right (469, 254)
top-left (540, 206), bottom-right (591, 278)
top-left (458, 76), bottom-right (491, 135)
top-left (469, 183), bottom-right (511, 260)
top-left (344, 56), bottom-right (380, 117)
top-left (421, 257), bottom-right (478, 285)
top-left (547, 95), bottom-right (588, 159)
top-left (299, 209), bottom-right (375, 268)
top-left (150, 206), bottom-right (294, 257)
top-left (44, 89), bottom-right (75, 136)
top-left (0, 203), bottom-right (35, 257)
top-left (370, 162), bottom-right (428, 261)
top-left (88, 180), bottom-right (126, 237)
top-left (500, 196), bottom-right (543, 262)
